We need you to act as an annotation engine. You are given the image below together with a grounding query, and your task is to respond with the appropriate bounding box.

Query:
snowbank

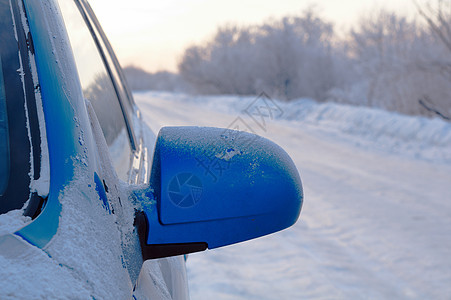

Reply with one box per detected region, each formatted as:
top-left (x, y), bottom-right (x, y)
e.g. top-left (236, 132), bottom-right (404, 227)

top-left (282, 99), bottom-right (451, 163)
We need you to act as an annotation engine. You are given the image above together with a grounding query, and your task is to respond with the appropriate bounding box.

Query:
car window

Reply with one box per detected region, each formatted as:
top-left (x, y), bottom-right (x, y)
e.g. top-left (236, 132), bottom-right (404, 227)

top-left (58, 0), bottom-right (132, 181)
top-left (75, 0), bottom-right (136, 146)
top-left (0, 0), bottom-right (40, 215)
top-left (80, 0), bottom-right (135, 110)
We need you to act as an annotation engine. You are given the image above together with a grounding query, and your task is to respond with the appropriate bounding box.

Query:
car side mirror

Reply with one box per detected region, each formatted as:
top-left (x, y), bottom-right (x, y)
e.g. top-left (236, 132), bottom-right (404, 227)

top-left (133, 126), bottom-right (303, 259)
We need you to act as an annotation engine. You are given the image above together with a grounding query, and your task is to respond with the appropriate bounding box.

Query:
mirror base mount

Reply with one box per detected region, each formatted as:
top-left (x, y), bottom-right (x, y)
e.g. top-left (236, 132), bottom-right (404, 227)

top-left (135, 211), bottom-right (208, 260)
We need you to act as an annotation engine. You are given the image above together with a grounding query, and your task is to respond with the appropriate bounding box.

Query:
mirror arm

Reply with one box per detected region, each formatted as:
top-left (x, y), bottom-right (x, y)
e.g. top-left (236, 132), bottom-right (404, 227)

top-left (134, 211), bottom-right (208, 259)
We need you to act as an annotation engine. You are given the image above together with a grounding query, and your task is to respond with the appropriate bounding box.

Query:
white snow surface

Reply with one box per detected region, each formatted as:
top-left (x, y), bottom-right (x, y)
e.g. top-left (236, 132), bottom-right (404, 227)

top-left (134, 91), bottom-right (451, 299)
top-left (0, 210), bottom-right (31, 236)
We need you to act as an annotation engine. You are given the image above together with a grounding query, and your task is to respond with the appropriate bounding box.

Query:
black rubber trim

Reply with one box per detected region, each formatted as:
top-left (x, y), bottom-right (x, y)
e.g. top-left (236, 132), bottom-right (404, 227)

top-left (23, 192), bottom-right (45, 219)
top-left (134, 211), bottom-right (208, 260)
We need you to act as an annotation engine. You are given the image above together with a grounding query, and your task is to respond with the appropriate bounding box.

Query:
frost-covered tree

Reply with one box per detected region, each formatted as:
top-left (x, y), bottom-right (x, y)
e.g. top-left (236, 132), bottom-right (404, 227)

top-left (415, 0), bottom-right (451, 118)
top-left (178, 9), bottom-right (344, 101)
top-left (348, 9), bottom-right (451, 116)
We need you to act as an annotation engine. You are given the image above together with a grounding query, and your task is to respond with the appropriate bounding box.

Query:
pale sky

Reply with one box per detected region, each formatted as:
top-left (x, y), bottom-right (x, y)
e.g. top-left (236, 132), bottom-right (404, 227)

top-left (88, 0), bottom-right (419, 73)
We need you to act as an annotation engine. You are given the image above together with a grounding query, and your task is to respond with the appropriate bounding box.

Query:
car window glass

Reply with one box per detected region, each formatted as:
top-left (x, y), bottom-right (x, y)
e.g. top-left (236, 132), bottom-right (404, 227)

top-left (77, 1), bottom-right (136, 147)
top-left (85, 8), bottom-right (134, 110)
top-left (0, 0), bottom-right (36, 214)
top-left (58, 0), bottom-right (132, 181)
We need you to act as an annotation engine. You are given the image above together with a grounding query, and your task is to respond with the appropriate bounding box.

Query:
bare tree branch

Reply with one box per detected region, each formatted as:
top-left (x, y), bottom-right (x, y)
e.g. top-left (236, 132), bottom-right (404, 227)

top-left (419, 97), bottom-right (450, 120)
top-left (414, 0), bottom-right (451, 53)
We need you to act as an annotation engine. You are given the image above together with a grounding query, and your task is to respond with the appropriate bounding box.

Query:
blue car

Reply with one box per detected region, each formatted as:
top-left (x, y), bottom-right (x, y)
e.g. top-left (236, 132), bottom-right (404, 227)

top-left (0, 0), bottom-right (303, 298)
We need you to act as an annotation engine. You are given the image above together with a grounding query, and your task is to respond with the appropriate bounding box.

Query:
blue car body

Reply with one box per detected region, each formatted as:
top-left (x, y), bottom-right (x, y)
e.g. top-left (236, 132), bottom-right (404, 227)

top-left (0, 0), bottom-right (302, 298)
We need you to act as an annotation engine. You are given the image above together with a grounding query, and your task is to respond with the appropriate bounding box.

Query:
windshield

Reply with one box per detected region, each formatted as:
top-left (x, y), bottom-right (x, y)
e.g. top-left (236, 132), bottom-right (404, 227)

top-left (0, 0), bottom-right (39, 215)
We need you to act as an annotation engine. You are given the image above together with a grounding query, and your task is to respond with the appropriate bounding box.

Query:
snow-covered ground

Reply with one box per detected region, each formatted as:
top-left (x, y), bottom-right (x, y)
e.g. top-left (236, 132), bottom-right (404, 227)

top-left (134, 91), bottom-right (451, 299)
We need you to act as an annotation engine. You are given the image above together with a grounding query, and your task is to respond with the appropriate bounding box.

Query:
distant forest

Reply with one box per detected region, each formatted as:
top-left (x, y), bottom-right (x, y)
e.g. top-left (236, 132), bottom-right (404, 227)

top-left (124, 1), bottom-right (450, 118)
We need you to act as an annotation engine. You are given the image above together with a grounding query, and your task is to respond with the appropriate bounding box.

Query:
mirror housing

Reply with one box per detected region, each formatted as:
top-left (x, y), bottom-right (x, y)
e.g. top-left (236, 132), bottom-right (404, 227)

top-left (134, 126), bottom-right (303, 259)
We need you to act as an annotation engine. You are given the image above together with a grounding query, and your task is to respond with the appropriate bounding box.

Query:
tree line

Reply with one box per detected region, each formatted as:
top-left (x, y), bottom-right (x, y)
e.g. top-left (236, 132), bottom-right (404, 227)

top-left (125, 1), bottom-right (450, 118)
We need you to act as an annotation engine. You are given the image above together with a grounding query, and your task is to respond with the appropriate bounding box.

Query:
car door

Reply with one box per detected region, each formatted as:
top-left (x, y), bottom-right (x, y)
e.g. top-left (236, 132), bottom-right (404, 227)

top-left (56, 0), bottom-right (151, 282)
top-left (56, 2), bottom-right (190, 298)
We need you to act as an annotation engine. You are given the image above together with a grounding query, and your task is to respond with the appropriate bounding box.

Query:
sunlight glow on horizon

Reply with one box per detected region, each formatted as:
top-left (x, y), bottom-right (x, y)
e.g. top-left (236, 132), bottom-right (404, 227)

top-left (89, 0), bottom-right (418, 73)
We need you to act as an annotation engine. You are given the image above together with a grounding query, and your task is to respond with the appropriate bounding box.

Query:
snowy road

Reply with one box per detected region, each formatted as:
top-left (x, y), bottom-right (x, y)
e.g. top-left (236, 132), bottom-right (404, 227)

top-left (135, 91), bottom-right (451, 299)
